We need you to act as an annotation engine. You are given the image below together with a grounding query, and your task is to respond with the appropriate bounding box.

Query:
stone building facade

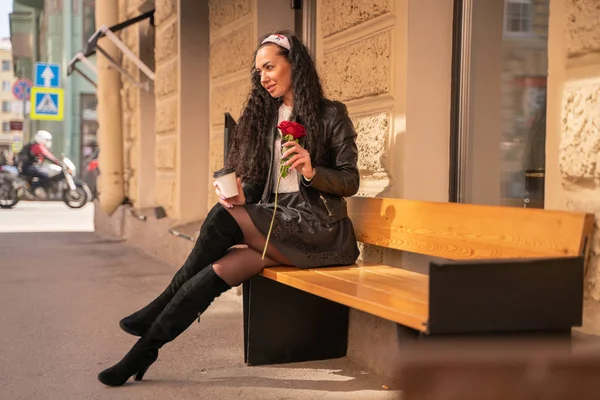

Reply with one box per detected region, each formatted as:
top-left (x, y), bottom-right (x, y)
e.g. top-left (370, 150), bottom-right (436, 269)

top-left (96, 0), bottom-right (599, 377)
top-left (546, 0), bottom-right (600, 334)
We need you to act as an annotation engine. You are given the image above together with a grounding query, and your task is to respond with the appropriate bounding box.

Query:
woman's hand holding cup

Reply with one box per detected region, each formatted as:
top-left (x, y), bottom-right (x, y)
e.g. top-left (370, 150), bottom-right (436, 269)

top-left (213, 168), bottom-right (245, 208)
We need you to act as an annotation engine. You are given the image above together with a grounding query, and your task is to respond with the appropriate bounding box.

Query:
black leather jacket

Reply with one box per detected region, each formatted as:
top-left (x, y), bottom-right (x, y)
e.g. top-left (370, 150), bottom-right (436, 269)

top-left (242, 99), bottom-right (359, 225)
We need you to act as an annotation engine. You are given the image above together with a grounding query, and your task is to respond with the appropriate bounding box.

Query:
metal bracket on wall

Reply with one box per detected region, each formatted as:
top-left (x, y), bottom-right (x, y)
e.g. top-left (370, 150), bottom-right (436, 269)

top-left (127, 207), bottom-right (147, 221)
top-left (68, 53), bottom-right (98, 88)
top-left (168, 229), bottom-right (196, 242)
top-left (66, 10), bottom-right (155, 92)
top-left (96, 25), bottom-right (155, 92)
top-left (70, 26), bottom-right (155, 92)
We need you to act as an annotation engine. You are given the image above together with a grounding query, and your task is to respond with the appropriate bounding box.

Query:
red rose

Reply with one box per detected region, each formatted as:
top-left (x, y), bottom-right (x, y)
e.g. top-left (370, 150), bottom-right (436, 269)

top-left (277, 121), bottom-right (306, 139)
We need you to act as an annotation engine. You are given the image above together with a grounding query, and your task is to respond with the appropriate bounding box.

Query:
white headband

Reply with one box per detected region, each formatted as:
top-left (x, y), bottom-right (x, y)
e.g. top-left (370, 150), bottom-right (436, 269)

top-left (261, 34), bottom-right (291, 51)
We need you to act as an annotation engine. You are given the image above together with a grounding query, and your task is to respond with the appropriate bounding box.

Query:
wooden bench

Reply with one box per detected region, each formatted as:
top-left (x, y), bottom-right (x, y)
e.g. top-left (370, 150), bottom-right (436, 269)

top-left (242, 197), bottom-right (595, 366)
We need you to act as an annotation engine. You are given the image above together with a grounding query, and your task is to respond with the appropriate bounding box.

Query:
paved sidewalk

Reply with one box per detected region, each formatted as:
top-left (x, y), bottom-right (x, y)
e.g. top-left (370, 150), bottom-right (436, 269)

top-left (0, 232), bottom-right (400, 400)
top-left (0, 201), bottom-right (94, 233)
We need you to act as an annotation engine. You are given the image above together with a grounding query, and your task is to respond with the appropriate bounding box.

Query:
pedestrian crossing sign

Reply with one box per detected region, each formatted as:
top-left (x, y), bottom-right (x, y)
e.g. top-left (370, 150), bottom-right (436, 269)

top-left (30, 87), bottom-right (64, 121)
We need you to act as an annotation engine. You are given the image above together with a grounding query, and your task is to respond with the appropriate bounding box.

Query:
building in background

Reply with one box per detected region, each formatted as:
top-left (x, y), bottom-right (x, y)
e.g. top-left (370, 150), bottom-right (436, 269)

top-left (9, 0), bottom-right (97, 170)
top-left (0, 38), bottom-right (23, 154)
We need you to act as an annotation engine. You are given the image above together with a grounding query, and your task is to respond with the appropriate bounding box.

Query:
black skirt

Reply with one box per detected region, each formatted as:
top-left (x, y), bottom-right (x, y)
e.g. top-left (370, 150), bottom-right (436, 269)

top-left (244, 191), bottom-right (360, 269)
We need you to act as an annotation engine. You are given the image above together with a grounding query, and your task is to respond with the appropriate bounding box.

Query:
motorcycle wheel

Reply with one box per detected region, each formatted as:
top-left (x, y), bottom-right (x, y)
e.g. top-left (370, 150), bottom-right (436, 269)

top-left (0, 182), bottom-right (19, 209)
top-left (63, 182), bottom-right (89, 209)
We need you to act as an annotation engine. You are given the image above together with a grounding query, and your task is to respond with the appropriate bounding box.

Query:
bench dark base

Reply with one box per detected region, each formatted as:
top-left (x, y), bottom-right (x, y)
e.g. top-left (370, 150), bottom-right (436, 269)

top-left (427, 256), bottom-right (584, 334)
top-left (243, 256), bottom-right (584, 366)
top-left (243, 275), bottom-right (349, 366)
top-left (397, 324), bottom-right (572, 344)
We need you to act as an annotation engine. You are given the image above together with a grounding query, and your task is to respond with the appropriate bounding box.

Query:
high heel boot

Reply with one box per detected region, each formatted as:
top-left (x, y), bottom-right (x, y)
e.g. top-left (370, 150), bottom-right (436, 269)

top-left (119, 204), bottom-right (243, 336)
top-left (96, 337), bottom-right (160, 386)
top-left (99, 265), bottom-right (231, 386)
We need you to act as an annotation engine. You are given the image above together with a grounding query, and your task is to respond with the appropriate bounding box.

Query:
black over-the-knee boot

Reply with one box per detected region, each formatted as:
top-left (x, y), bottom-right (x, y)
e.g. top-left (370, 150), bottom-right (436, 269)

top-left (98, 265), bottom-right (231, 386)
top-left (119, 204), bottom-right (243, 336)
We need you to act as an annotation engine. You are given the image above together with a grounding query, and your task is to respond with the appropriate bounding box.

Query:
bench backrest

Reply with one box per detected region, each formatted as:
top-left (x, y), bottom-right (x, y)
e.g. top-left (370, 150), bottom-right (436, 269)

top-left (347, 197), bottom-right (595, 260)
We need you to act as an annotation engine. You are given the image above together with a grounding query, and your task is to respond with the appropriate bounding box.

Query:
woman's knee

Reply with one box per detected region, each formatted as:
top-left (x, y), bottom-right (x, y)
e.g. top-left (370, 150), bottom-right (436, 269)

top-left (206, 202), bottom-right (229, 221)
top-left (212, 248), bottom-right (274, 286)
top-left (201, 203), bottom-right (243, 237)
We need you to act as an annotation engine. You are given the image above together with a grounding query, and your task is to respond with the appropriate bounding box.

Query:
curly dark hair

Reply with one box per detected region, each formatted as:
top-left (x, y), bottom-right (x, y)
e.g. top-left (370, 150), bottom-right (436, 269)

top-left (227, 30), bottom-right (326, 185)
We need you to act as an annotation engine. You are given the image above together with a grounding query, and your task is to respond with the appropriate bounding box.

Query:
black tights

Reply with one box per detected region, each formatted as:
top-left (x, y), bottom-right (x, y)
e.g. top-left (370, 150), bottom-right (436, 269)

top-left (213, 204), bottom-right (291, 286)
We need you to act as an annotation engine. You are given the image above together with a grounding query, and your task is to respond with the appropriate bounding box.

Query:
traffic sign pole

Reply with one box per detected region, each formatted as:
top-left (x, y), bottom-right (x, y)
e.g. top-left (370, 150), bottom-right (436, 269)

top-left (22, 97), bottom-right (27, 143)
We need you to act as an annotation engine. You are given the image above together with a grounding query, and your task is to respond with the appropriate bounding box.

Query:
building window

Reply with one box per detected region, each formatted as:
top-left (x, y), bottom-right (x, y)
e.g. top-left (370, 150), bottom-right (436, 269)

top-left (82, 0), bottom-right (96, 47)
top-left (2, 122), bottom-right (10, 132)
top-left (2, 81), bottom-right (11, 92)
top-left (504, 0), bottom-right (532, 35)
top-left (2, 101), bottom-right (11, 112)
top-left (1, 60), bottom-right (10, 71)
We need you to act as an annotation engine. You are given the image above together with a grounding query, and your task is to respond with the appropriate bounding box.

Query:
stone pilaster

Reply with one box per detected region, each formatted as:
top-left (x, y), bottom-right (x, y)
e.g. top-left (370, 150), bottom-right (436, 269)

top-left (320, 0), bottom-right (391, 38)
top-left (560, 79), bottom-right (600, 300)
top-left (317, 0), bottom-right (405, 378)
top-left (154, 0), bottom-right (179, 214)
top-left (318, 0), bottom-right (395, 199)
top-left (565, 0), bottom-right (600, 57)
top-left (208, 0), bottom-right (254, 208)
top-left (549, 0), bottom-right (600, 333)
top-left (117, 0), bottom-right (143, 204)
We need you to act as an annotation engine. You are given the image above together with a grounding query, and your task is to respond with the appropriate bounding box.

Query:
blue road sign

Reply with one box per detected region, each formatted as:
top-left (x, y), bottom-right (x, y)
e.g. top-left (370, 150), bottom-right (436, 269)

top-left (34, 63), bottom-right (61, 88)
top-left (11, 78), bottom-right (33, 101)
top-left (30, 87), bottom-right (64, 121)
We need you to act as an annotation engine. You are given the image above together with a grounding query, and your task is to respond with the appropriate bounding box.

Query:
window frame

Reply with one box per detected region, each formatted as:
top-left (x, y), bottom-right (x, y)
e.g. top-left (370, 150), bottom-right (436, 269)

top-left (503, 0), bottom-right (534, 37)
top-left (1, 121), bottom-right (11, 133)
top-left (1, 101), bottom-right (11, 113)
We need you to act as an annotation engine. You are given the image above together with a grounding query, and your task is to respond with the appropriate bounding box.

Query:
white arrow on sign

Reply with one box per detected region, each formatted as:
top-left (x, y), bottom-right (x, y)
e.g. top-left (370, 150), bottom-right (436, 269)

top-left (41, 66), bottom-right (55, 87)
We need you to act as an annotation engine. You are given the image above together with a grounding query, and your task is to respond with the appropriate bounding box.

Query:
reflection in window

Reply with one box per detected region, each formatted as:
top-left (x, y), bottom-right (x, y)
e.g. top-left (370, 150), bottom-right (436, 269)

top-left (2, 101), bottom-right (11, 112)
top-left (457, 0), bottom-right (548, 209)
top-left (504, 0), bottom-right (532, 35)
top-left (2, 60), bottom-right (10, 71)
top-left (2, 122), bottom-right (10, 132)
top-left (80, 93), bottom-right (98, 171)
top-left (501, 0), bottom-right (548, 207)
top-left (2, 81), bottom-right (11, 92)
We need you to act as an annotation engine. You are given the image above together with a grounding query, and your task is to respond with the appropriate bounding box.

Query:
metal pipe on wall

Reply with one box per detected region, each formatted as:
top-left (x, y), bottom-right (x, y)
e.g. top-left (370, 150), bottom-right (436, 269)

top-left (63, 0), bottom-right (73, 166)
top-left (95, 0), bottom-right (125, 215)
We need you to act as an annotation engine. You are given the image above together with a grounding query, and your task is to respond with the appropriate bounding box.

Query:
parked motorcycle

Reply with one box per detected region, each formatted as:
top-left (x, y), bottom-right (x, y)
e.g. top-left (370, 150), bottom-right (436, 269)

top-left (0, 157), bottom-right (92, 209)
top-left (0, 165), bottom-right (27, 209)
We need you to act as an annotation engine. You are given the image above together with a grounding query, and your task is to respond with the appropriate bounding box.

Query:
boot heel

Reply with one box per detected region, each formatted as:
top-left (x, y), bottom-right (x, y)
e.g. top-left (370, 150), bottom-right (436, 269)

top-left (98, 342), bottom-right (159, 386)
top-left (134, 364), bottom-right (150, 381)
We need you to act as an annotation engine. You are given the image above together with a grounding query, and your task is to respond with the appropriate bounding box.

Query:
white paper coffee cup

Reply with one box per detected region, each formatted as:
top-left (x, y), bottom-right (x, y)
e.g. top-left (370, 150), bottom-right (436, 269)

top-left (213, 168), bottom-right (239, 198)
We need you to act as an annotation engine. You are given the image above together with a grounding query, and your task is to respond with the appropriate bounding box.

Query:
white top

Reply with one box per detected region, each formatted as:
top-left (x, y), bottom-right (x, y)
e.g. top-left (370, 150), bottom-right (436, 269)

top-left (273, 103), bottom-right (300, 193)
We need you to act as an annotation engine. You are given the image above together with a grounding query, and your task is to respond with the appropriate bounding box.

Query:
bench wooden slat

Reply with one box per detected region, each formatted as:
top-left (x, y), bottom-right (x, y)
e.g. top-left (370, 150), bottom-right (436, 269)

top-left (347, 197), bottom-right (594, 260)
top-left (261, 263), bottom-right (429, 331)
top-left (313, 265), bottom-right (427, 303)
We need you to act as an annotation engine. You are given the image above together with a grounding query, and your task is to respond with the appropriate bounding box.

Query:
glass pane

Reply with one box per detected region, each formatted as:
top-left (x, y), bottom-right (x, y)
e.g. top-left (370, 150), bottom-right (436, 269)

top-left (461, 0), bottom-right (548, 208)
top-left (82, 1), bottom-right (96, 48)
